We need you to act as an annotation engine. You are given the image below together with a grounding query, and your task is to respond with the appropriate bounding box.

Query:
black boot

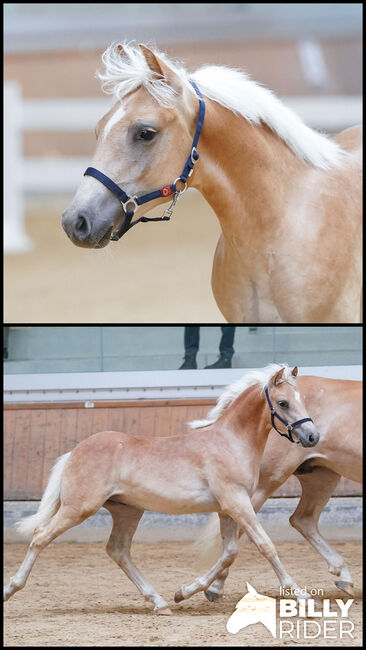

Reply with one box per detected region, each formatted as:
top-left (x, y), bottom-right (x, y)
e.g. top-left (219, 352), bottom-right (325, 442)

top-left (205, 355), bottom-right (232, 369)
top-left (179, 355), bottom-right (197, 370)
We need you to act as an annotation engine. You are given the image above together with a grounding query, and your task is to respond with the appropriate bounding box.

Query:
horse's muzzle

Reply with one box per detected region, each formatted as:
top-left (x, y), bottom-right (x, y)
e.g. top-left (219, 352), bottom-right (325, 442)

top-left (61, 210), bottom-right (112, 248)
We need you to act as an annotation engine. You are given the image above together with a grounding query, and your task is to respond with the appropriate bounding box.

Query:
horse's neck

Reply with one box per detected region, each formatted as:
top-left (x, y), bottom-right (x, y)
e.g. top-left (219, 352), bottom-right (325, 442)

top-left (193, 98), bottom-right (304, 240)
top-left (221, 384), bottom-right (272, 461)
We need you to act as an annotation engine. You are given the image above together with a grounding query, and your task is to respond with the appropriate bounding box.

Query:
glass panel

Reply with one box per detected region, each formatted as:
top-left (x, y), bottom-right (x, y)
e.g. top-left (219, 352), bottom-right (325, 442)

top-left (272, 326), bottom-right (362, 366)
top-left (4, 326), bottom-right (102, 373)
top-left (3, 325), bottom-right (362, 375)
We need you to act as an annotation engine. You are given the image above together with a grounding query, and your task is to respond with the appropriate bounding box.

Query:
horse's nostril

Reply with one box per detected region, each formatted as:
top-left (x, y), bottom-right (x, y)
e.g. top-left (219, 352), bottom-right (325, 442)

top-left (74, 215), bottom-right (90, 240)
top-left (309, 434), bottom-right (314, 443)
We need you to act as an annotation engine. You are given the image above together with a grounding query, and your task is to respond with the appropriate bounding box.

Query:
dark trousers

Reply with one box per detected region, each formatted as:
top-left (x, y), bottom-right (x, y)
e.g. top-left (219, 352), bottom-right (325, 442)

top-left (3, 326), bottom-right (9, 360)
top-left (184, 326), bottom-right (235, 358)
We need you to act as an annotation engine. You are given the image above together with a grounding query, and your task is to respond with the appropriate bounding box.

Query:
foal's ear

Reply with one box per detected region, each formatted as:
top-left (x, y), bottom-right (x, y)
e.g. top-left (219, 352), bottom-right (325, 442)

top-left (139, 44), bottom-right (182, 93)
top-left (291, 366), bottom-right (298, 377)
top-left (116, 43), bottom-right (127, 57)
top-left (271, 367), bottom-right (285, 386)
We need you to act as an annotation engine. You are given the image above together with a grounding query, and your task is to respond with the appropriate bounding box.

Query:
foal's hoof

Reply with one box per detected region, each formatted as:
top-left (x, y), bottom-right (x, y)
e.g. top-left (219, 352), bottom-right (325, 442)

top-left (156, 606), bottom-right (173, 616)
top-left (335, 580), bottom-right (354, 596)
top-left (174, 587), bottom-right (185, 603)
top-left (204, 589), bottom-right (222, 602)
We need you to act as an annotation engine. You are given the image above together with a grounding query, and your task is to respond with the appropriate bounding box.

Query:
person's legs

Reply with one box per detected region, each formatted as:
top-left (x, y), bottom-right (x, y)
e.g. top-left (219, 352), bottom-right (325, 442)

top-left (179, 327), bottom-right (199, 369)
top-left (205, 327), bottom-right (235, 369)
top-left (219, 326), bottom-right (235, 359)
top-left (184, 326), bottom-right (200, 357)
top-left (3, 326), bottom-right (9, 360)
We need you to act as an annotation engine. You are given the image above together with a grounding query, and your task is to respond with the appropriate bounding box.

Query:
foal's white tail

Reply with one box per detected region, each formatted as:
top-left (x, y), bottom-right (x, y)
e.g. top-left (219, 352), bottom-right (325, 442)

top-left (15, 452), bottom-right (71, 538)
top-left (192, 513), bottom-right (222, 570)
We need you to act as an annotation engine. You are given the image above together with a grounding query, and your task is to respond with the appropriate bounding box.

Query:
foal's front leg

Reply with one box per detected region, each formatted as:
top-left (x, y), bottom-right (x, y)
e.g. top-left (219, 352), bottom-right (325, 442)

top-left (204, 485), bottom-right (273, 601)
top-left (219, 486), bottom-right (308, 600)
top-left (174, 513), bottom-right (238, 603)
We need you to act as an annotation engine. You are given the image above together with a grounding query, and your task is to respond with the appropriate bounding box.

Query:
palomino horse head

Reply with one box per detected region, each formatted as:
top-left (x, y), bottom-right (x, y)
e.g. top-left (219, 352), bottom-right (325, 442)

top-left (266, 366), bottom-right (319, 447)
top-left (62, 43), bottom-right (201, 248)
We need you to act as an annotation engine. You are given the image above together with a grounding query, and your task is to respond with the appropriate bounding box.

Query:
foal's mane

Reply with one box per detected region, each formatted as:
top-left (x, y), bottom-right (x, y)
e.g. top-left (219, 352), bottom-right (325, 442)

top-left (98, 41), bottom-right (344, 170)
top-left (188, 363), bottom-right (295, 430)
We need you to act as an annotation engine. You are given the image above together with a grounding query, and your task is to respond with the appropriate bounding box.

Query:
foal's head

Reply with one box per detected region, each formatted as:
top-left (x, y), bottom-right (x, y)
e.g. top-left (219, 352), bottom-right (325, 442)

top-left (62, 43), bottom-right (199, 248)
top-left (266, 366), bottom-right (319, 447)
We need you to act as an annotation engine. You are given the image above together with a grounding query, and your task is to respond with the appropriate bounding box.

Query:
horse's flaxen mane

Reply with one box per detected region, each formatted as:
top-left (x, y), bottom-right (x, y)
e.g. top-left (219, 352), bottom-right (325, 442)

top-left (188, 363), bottom-right (295, 430)
top-left (98, 41), bottom-right (345, 170)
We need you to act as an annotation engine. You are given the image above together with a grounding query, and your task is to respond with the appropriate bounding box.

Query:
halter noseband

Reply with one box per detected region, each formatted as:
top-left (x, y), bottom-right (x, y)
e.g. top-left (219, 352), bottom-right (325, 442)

top-left (84, 80), bottom-right (205, 241)
top-left (264, 385), bottom-right (313, 444)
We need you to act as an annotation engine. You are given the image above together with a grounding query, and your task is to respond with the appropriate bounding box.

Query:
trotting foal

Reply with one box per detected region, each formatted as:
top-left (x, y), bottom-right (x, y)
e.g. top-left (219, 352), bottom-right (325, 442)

top-left (4, 364), bottom-right (319, 614)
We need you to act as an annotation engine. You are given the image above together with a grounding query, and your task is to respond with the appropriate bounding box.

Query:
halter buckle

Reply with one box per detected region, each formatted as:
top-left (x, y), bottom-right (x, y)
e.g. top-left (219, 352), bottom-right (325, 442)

top-left (121, 197), bottom-right (138, 213)
top-left (173, 178), bottom-right (188, 194)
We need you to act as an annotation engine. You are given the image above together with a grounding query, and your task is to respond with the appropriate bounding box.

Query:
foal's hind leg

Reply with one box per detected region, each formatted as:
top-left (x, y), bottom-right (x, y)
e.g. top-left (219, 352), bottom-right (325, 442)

top-left (290, 465), bottom-right (354, 596)
top-left (174, 513), bottom-right (238, 603)
top-left (4, 505), bottom-right (92, 602)
top-left (104, 501), bottom-right (172, 615)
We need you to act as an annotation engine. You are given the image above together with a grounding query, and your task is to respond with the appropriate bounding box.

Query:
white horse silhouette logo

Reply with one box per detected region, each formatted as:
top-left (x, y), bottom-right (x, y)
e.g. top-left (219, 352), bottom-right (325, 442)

top-left (226, 582), bottom-right (276, 637)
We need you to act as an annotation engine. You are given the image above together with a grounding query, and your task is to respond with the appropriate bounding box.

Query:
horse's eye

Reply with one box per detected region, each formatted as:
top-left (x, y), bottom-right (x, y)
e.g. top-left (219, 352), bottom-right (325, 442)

top-left (278, 400), bottom-right (289, 408)
top-left (137, 129), bottom-right (156, 142)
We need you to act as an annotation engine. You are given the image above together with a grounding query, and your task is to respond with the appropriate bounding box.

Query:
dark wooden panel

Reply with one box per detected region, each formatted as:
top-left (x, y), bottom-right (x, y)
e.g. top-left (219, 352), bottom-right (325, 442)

top-left (155, 403), bottom-right (172, 438)
top-left (4, 410), bottom-right (16, 497)
top-left (28, 410), bottom-right (46, 499)
top-left (91, 408), bottom-right (109, 437)
top-left (76, 408), bottom-right (93, 444)
top-left (137, 406), bottom-right (157, 437)
top-left (107, 407), bottom-right (125, 433)
top-left (42, 410), bottom-right (62, 491)
top-left (59, 408), bottom-right (79, 453)
top-left (3, 399), bottom-right (362, 500)
top-left (123, 407), bottom-right (141, 437)
top-left (170, 405), bottom-right (188, 436)
top-left (11, 410), bottom-right (31, 499)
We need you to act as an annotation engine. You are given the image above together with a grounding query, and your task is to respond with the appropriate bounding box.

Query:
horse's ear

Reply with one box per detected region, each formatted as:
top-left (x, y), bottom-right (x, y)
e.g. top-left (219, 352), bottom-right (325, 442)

top-left (139, 44), bottom-right (164, 76)
top-left (271, 367), bottom-right (285, 386)
top-left (139, 44), bottom-right (182, 92)
top-left (116, 43), bottom-right (127, 58)
top-left (291, 366), bottom-right (298, 377)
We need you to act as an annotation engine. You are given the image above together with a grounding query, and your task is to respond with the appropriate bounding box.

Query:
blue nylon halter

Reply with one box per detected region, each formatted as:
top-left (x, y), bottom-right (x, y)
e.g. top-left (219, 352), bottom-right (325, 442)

top-left (264, 385), bottom-right (313, 444)
top-left (84, 80), bottom-right (205, 241)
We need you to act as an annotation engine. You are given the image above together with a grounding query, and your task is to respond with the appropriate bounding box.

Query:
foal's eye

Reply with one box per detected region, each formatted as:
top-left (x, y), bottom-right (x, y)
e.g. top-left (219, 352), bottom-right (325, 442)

top-left (277, 400), bottom-right (289, 408)
top-left (137, 128), bottom-right (156, 142)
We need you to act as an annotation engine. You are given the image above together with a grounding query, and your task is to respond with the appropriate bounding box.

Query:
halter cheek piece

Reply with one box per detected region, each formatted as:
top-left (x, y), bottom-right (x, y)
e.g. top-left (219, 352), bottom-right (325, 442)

top-left (84, 80), bottom-right (205, 241)
top-left (264, 385), bottom-right (313, 444)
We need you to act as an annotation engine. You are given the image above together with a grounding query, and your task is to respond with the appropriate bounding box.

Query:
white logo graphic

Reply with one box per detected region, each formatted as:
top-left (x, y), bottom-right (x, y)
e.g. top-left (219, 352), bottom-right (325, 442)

top-left (226, 582), bottom-right (276, 637)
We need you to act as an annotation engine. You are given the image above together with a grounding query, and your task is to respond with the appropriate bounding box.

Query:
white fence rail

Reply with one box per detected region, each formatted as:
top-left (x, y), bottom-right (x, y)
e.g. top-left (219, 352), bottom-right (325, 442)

top-left (4, 81), bottom-right (362, 253)
top-left (4, 83), bottom-right (31, 252)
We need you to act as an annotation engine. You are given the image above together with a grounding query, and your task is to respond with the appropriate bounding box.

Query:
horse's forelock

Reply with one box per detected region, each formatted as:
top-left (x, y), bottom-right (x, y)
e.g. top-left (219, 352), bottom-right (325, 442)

top-left (97, 41), bottom-right (187, 107)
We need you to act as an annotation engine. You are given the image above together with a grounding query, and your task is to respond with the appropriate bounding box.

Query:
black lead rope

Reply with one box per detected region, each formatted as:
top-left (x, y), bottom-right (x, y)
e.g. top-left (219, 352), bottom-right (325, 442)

top-left (264, 385), bottom-right (313, 444)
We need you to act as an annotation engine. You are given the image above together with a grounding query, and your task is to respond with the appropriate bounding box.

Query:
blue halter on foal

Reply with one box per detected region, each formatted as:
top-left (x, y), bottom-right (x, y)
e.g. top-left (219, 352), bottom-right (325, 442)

top-left (264, 385), bottom-right (313, 444)
top-left (84, 80), bottom-right (205, 241)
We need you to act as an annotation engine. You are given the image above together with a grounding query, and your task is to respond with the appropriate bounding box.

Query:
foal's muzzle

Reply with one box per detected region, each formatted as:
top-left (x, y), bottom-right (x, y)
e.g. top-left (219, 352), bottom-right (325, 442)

top-left (295, 423), bottom-right (320, 448)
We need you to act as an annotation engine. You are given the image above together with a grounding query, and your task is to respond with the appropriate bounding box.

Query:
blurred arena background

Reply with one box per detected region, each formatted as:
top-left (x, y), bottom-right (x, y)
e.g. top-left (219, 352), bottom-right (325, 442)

top-left (4, 3), bottom-right (362, 322)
